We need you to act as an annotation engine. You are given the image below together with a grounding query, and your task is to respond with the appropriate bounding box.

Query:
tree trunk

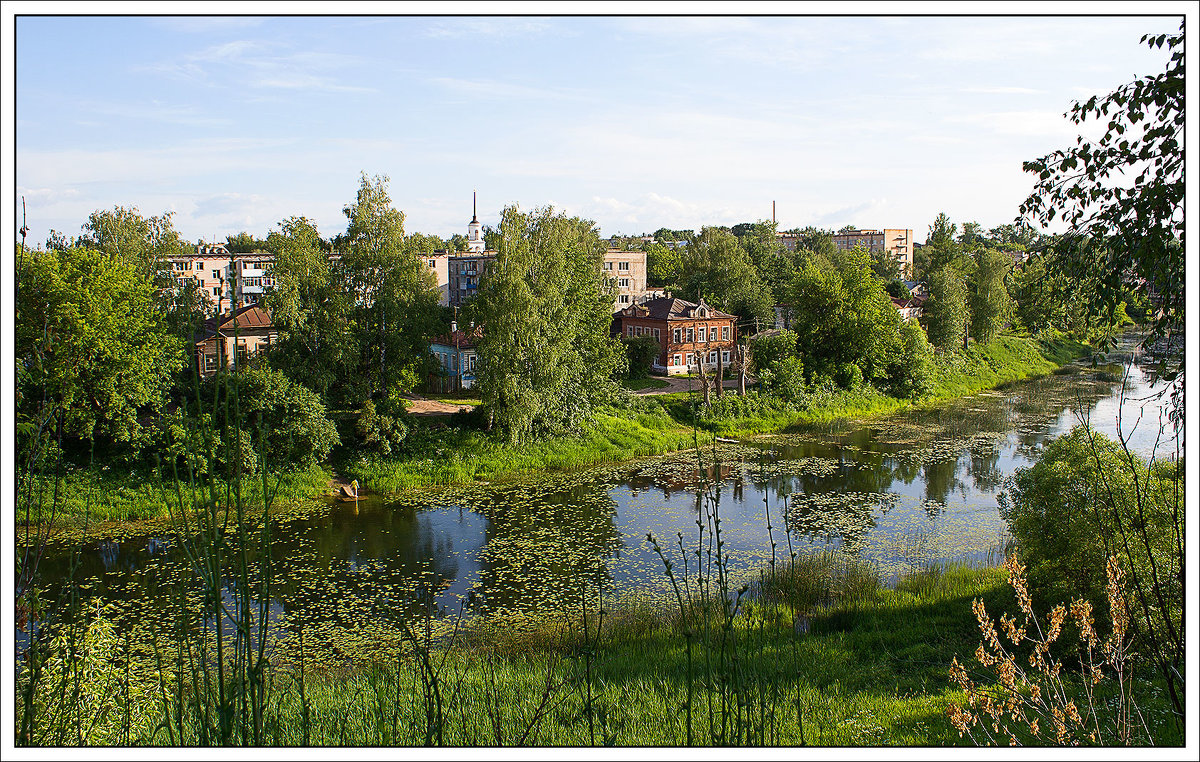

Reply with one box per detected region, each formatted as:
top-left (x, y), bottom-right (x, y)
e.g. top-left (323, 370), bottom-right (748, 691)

top-left (697, 350), bottom-right (711, 408)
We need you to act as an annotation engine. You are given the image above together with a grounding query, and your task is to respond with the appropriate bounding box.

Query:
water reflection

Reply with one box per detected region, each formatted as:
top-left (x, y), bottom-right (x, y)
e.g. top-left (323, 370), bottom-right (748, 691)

top-left (27, 348), bottom-right (1179, 663)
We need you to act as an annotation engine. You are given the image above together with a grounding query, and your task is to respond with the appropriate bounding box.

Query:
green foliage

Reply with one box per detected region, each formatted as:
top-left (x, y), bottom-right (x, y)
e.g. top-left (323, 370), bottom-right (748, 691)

top-left (757, 355), bottom-right (805, 402)
top-left (1020, 22), bottom-right (1183, 364)
top-left (676, 227), bottom-right (775, 326)
top-left (785, 226), bottom-right (836, 259)
top-left (644, 242), bottom-right (681, 287)
top-left (208, 366), bottom-right (340, 468)
top-left (739, 219), bottom-right (796, 303)
top-left (225, 231), bottom-right (275, 254)
top-left (266, 216), bottom-right (355, 399)
top-left (76, 205), bottom-right (189, 274)
top-left (749, 329), bottom-right (798, 373)
top-left (885, 280), bottom-right (912, 300)
top-left (967, 247), bottom-right (1014, 344)
top-left (16, 245), bottom-right (185, 447)
top-left (621, 335), bottom-right (660, 379)
top-left (786, 249), bottom-right (904, 387)
top-left (890, 319), bottom-right (936, 399)
top-left (355, 398), bottom-right (409, 456)
top-left (924, 267), bottom-right (969, 351)
top-left (1003, 428), bottom-right (1182, 636)
top-left (474, 205), bottom-right (625, 444)
top-left (339, 173), bottom-right (442, 404)
top-left (918, 213), bottom-right (969, 279)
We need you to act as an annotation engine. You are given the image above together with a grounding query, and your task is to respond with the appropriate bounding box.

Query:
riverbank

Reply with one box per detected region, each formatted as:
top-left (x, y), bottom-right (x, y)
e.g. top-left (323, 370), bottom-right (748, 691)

top-left (21, 556), bottom-right (1178, 746)
top-left (19, 331), bottom-right (1091, 529)
top-left (345, 331), bottom-right (1091, 493)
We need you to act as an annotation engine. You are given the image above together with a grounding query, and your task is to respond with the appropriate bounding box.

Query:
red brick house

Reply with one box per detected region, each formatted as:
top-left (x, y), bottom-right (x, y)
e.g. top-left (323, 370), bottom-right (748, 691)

top-left (193, 304), bottom-right (278, 378)
top-left (613, 296), bottom-right (737, 376)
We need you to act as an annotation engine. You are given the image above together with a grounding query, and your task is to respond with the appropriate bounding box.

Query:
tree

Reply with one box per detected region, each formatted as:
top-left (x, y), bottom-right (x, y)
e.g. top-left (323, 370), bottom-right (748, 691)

top-left (77, 206), bottom-right (189, 274)
top-left (265, 216), bottom-right (355, 399)
top-left (222, 366), bottom-right (340, 468)
top-left (645, 241), bottom-right (681, 288)
top-left (740, 220), bottom-right (796, 304)
top-left (750, 329), bottom-right (798, 374)
top-left (924, 266), bottom-right (969, 351)
top-left (16, 245), bottom-right (185, 448)
top-left (920, 212), bottom-right (969, 278)
top-left (406, 232), bottom-right (449, 254)
top-left (1019, 22), bottom-right (1183, 375)
top-left (225, 231), bottom-right (274, 254)
top-left (787, 249), bottom-right (903, 387)
top-left (968, 247), bottom-right (1014, 344)
top-left (339, 173), bottom-right (441, 403)
top-left (785, 226), bottom-right (836, 260)
top-left (676, 227), bottom-right (774, 328)
top-left (473, 205), bottom-right (625, 443)
top-left (448, 233), bottom-right (469, 253)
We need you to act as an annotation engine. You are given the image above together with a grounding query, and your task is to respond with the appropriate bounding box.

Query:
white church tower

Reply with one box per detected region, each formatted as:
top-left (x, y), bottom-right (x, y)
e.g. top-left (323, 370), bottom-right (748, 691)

top-left (466, 191), bottom-right (485, 253)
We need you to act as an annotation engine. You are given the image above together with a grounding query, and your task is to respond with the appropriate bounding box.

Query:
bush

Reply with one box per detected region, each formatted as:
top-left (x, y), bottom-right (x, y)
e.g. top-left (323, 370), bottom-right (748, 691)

top-left (356, 398), bottom-right (409, 456)
top-left (621, 335), bottom-right (661, 380)
top-left (757, 355), bottom-right (805, 402)
top-left (1002, 426), bottom-right (1183, 694)
top-left (888, 319), bottom-right (936, 399)
top-left (201, 367), bottom-right (340, 469)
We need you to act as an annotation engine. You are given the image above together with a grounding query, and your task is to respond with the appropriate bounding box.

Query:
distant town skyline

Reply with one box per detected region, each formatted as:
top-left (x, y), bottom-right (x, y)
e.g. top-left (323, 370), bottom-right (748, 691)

top-left (11, 9), bottom-right (1186, 248)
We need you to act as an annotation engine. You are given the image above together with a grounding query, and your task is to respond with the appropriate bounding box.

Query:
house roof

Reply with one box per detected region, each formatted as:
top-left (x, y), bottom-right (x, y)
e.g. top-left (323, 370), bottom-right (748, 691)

top-left (432, 326), bottom-right (483, 350)
top-left (195, 304), bottom-right (274, 342)
top-left (615, 296), bottom-right (735, 322)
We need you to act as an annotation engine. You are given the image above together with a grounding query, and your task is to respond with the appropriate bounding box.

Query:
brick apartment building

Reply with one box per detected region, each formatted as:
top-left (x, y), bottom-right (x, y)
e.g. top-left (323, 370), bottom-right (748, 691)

top-left (613, 296), bottom-right (737, 376)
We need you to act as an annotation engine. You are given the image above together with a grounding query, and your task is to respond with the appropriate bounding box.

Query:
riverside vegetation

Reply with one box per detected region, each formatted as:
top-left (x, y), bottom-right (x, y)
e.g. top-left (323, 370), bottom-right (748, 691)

top-left (15, 24), bottom-right (1185, 747)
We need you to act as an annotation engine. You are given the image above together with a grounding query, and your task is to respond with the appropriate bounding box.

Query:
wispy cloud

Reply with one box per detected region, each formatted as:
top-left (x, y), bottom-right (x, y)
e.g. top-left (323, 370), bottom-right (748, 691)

top-left (422, 18), bottom-right (554, 40)
top-left (429, 76), bottom-right (590, 103)
top-left (145, 40), bottom-right (373, 94)
top-left (82, 99), bottom-right (234, 127)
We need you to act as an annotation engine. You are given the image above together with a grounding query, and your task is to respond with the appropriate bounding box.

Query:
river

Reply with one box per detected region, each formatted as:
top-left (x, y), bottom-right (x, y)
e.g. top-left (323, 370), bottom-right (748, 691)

top-left (25, 345), bottom-right (1180, 664)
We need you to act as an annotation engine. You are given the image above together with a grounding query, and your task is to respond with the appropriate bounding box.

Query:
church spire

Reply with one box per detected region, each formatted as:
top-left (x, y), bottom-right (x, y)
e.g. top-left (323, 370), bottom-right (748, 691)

top-left (471, 190), bottom-right (478, 223)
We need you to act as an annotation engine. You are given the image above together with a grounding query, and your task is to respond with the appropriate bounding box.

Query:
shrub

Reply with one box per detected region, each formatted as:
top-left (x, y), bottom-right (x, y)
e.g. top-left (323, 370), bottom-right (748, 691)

top-left (621, 335), bottom-right (661, 379)
top-left (757, 355), bottom-right (805, 402)
top-left (356, 398), bottom-right (409, 456)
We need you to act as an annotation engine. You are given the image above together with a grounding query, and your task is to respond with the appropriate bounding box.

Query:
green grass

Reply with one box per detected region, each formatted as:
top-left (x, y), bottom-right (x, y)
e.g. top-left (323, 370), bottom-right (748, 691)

top-left (345, 332), bottom-right (1092, 494)
top-left (17, 462), bottom-right (332, 529)
top-left (42, 559), bottom-right (1176, 745)
top-left (621, 376), bottom-right (670, 391)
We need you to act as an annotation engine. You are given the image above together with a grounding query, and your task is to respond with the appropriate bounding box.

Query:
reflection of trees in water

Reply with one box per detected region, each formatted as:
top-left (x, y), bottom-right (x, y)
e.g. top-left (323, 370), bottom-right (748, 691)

top-left (781, 492), bottom-right (896, 555)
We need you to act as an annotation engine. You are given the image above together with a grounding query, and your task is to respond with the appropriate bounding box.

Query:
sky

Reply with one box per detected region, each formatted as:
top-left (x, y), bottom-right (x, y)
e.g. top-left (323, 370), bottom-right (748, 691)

top-left (8, 5), bottom-right (1190, 249)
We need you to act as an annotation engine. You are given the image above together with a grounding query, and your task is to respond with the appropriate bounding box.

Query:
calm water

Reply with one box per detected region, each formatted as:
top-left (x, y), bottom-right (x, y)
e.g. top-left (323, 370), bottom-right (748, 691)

top-left (27, 348), bottom-right (1180, 663)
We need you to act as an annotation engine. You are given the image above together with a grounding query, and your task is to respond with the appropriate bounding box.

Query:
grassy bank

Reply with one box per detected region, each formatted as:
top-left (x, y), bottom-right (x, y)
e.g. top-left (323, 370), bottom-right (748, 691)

top-left (345, 331), bottom-right (1091, 493)
top-left (16, 462), bottom-right (331, 530)
top-left (22, 555), bottom-right (1177, 746)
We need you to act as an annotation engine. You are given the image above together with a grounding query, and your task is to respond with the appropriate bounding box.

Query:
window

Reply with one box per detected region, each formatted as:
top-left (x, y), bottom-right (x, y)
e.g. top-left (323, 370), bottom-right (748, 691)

top-left (709, 350), bottom-right (718, 364)
top-left (619, 278), bottom-right (630, 288)
top-left (212, 270), bottom-right (220, 279)
top-left (672, 354), bottom-right (681, 366)
top-left (467, 355), bottom-right (476, 372)
top-left (686, 327), bottom-right (694, 343)
top-left (204, 354), bottom-right (218, 371)
top-left (619, 295), bottom-right (631, 304)
top-left (673, 328), bottom-right (682, 343)
top-left (653, 328), bottom-right (660, 340)
top-left (603, 262), bottom-right (613, 270)
top-left (635, 326), bottom-right (643, 336)
top-left (721, 326), bottom-right (730, 341)
top-left (627, 326), bottom-right (635, 337)
top-left (212, 287), bottom-right (220, 296)
top-left (722, 350), bottom-right (731, 364)
top-left (618, 261), bottom-right (630, 271)
top-left (698, 326), bottom-right (707, 342)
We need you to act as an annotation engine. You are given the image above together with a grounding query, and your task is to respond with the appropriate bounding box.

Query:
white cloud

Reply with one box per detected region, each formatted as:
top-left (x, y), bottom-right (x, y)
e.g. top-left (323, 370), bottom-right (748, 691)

top-left (422, 18), bottom-right (554, 40)
top-left (144, 40), bottom-right (373, 94)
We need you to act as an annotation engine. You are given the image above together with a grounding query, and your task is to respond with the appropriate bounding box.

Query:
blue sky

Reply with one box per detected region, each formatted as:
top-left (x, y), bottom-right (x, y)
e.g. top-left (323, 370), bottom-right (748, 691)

top-left (11, 10), bottom-right (1187, 248)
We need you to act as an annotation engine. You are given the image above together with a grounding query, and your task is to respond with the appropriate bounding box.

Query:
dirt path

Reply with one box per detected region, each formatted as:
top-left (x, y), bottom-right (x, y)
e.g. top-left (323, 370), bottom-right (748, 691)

top-left (633, 376), bottom-right (751, 396)
top-left (402, 393), bottom-right (478, 416)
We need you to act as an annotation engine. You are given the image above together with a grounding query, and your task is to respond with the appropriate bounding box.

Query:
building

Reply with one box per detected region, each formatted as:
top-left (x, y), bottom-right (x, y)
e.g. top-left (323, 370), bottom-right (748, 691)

top-left (421, 251), bottom-right (452, 306)
top-left (160, 243), bottom-right (277, 315)
top-left (831, 228), bottom-right (915, 278)
top-left (429, 324), bottom-right (482, 392)
top-left (602, 249), bottom-right (649, 311)
top-left (892, 295), bottom-right (925, 322)
top-left (612, 296), bottom-right (737, 376)
top-left (193, 304), bottom-right (278, 378)
top-left (448, 252), bottom-right (496, 307)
